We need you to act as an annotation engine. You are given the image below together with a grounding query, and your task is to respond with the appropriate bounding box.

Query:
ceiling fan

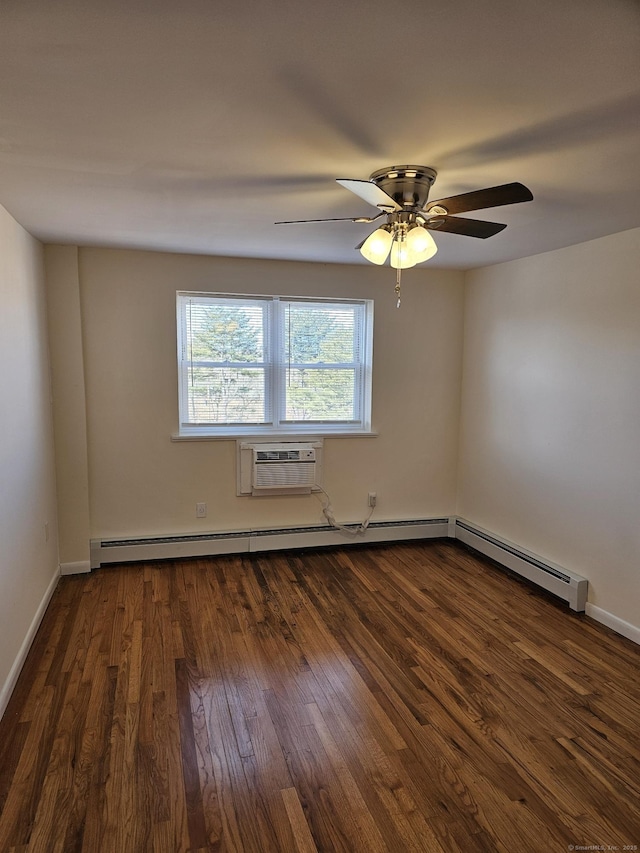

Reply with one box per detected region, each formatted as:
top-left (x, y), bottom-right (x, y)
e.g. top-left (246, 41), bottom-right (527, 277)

top-left (276, 165), bottom-right (533, 304)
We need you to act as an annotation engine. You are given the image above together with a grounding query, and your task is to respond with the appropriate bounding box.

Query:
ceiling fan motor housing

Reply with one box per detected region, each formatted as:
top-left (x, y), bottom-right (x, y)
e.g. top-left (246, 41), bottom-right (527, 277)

top-left (369, 165), bottom-right (437, 211)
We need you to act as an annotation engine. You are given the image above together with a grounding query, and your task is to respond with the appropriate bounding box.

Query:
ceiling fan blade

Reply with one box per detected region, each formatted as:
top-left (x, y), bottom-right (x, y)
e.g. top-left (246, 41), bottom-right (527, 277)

top-left (425, 182), bottom-right (533, 215)
top-left (336, 178), bottom-right (402, 212)
top-left (426, 215), bottom-right (507, 239)
top-left (275, 213), bottom-right (383, 224)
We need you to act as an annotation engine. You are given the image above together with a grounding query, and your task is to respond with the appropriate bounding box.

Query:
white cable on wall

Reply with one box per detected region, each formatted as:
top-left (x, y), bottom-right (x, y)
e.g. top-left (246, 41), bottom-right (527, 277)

top-left (313, 485), bottom-right (375, 535)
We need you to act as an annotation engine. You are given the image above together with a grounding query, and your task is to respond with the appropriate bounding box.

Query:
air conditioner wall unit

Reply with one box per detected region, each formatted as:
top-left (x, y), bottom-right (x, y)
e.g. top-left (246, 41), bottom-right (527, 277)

top-left (237, 441), bottom-right (323, 496)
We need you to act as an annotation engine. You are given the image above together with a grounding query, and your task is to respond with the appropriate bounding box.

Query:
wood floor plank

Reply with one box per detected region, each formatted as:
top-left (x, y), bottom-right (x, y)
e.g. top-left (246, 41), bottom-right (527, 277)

top-left (175, 659), bottom-right (209, 851)
top-left (0, 720), bottom-right (30, 816)
top-left (26, 668), bottom-right (93, 852)
top-left (0, 686), bottom-right (54, 850)
top-left (79, 663), bottom-right (118, 853)
top-left (1, 541), bottom-right (639, 851)
top-left (18, 583), bottom-right (80, 723)
top-left (305, 701), bottom-right (396, 853)
top-left (188, 679), bottom-right (225, 850)
top-left (281, 786), bottom-right (318, 853)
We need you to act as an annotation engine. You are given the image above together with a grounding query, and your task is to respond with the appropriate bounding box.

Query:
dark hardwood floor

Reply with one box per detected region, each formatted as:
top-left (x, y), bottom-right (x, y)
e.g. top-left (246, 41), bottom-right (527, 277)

top-left (1, 540), bottom-right (639, 852)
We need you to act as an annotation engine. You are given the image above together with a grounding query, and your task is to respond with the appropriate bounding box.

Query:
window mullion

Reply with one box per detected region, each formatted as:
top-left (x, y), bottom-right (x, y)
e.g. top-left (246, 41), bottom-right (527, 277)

top-left (267, 298), bottom-right (281, 428)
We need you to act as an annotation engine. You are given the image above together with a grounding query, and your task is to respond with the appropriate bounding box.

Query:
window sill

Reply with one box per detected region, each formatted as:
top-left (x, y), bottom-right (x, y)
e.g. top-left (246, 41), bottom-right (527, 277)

top-left (171, 430), bottom-right (378, 442)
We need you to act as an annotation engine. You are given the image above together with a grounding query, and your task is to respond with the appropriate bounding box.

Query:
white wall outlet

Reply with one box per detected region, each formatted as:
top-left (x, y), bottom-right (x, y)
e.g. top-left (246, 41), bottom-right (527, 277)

top-left (196, 502), bottom-right (207, 518)
top-left (368, 492), bottom-right (377, 507)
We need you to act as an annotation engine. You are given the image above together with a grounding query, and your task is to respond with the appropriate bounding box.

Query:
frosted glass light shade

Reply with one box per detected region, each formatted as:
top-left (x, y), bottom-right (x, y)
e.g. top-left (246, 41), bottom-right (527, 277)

top-left (360, 228), bottom-right (393, 264)
top-left (405, 225), bottom-right (438, 262)
top-left (390, 239), bottom-right (416, 269)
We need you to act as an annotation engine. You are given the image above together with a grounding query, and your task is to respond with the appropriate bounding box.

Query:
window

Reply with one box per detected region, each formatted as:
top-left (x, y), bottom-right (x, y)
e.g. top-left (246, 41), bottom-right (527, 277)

top-left (176, 292), bottom-right (373, 436)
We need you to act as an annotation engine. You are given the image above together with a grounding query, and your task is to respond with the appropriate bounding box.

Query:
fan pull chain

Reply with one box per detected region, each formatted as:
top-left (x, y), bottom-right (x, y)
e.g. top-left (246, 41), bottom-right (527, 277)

top-left (395, 265), bottom-right (402, 308)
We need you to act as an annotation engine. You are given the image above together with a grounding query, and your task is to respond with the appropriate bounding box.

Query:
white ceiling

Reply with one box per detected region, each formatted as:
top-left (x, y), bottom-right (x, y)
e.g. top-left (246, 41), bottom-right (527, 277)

top-left (1, 0), bottom-right (639, 269)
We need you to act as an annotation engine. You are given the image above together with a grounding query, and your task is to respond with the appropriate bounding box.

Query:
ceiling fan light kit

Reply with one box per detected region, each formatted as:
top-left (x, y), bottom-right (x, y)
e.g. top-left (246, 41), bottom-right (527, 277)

top-left (359, 225), bottom-right (393, 264)
top-left (390, 238), bottom-right (417, 270)
top-left (276, 165), bottom-right (533, 306)
top-left (405, 225), bottom-right (438, 261)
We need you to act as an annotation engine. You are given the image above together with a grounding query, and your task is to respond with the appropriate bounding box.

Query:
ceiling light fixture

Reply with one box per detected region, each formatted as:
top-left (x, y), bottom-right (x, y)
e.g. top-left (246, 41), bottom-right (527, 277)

top-left (275, 165), bottom-right (533, 309)
top-left (359, 225), bottom-right (393, 265)
top-left (359, 215), bottom-right (438, 306)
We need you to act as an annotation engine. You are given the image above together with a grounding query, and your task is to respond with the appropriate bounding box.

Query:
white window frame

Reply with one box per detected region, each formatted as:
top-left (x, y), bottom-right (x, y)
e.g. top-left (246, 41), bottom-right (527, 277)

top-left (176, 292), bottom-right (374, 438)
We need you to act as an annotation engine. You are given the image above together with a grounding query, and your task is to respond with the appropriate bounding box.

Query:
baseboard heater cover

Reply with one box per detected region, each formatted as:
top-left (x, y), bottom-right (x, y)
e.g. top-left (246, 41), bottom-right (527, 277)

top-left (454, 518), bottom-right (588, 612)
top-left (89, 517), bottom-right (588, 614)
top-left (91, 518), bottom-right (449, 568)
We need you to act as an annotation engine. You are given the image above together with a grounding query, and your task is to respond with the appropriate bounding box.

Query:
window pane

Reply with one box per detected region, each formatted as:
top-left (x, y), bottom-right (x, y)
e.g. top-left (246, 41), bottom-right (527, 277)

top-left (284, 368), bottom-right (355, 421)
top-left (284, 303), bottom-right (357, 364)
top-left (187, 367), bottom-right (266, 424)
top-left (187, 302), bottom-right (265, 362)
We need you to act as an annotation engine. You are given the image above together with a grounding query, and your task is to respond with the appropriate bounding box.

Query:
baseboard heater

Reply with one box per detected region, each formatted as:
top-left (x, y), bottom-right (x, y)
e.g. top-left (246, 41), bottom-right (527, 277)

top-left (453, 518), bottom-right (587, 612)
top-left (89, 517), bottom-right (588, 613)
top-left (90, 518), bottom-right (450, 569)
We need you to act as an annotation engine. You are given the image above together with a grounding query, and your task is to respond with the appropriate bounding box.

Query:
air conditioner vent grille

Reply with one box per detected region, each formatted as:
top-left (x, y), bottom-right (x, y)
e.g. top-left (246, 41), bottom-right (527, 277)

top-left (256, 449), bottom-right (301, 462)
top-left (254, 461), bottom-right (316, 489)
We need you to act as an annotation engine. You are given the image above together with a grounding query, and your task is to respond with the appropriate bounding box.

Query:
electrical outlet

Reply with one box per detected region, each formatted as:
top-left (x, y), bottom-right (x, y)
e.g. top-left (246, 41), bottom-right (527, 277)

top-left (368, 492), bottom-right (377, 507)
top-left (196, 502), bottom-right (207, 518)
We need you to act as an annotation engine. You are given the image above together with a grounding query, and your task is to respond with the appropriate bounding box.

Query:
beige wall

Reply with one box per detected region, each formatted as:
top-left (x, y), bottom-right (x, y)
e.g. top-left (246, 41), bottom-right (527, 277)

top-left (45, 245), bottom-right (91, 568)
top-left (458, 228), bottom-right (640, 626)
top-left (0, 205), bottom-right (59, 714)
top-left (73, 248), bottom-right (465, 539)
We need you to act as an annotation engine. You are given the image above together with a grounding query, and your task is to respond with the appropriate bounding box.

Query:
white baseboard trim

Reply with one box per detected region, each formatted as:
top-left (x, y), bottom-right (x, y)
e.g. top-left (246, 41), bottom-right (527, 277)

top-left (60, 560), bottom-right (91, 575)
top-left (585, 603), bottom-right (640, 646)
top-left (0, 568), bottom-right (60, 722)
